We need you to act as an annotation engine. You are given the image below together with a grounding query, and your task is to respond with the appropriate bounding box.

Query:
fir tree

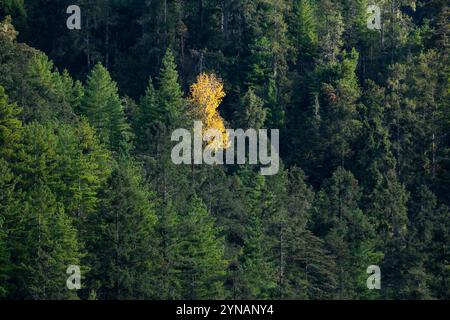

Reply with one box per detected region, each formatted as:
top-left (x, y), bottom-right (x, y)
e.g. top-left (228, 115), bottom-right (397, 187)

top-left (81, 63), bottom-right (131, 152)
top-left (157, 49), bottom-right (184, 126)
top-left (8, 185), bottom-right (81, 299)
top-left (86, 157), bottom-right (157, 299)
top-left (312, 167), bottom-right (380, 299)
top-left (177, 195), bottom-right (226, 299)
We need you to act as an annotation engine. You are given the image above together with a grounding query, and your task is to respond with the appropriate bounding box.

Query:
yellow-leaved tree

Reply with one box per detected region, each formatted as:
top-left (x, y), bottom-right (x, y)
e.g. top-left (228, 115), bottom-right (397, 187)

top-left (189, 73), bottom-right (230, 151)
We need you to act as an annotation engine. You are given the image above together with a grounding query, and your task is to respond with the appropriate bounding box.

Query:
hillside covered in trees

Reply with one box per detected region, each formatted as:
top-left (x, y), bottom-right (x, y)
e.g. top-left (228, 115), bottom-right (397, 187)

top-left (0, 0), bottom-right (448, 300)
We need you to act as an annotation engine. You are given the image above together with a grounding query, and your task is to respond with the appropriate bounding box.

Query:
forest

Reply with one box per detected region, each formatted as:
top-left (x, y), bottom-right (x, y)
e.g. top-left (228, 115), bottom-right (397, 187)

top-left (0, 0), bottom-right (448, 300)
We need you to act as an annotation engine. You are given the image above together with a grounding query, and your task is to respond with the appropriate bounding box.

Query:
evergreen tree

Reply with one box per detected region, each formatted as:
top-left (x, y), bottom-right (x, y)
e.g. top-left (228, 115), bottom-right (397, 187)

top-left (316, 0), bottom-right (344, 64)
top-left (7, 185), bottom-right (81, 299)
top-left (81, 63), bottom-right (131, 152)
top-left (292, 0), bottom-right (318, 69)
top-left (408, 185), bottom-right (449, 299)
top-left (176, 195), bottom-right (226, 299)
top-left (0, 158), bottom-right (15, 298)
top-left (308, 49), bottom-right (362, 182)
top-left (0, 0), bottom-right (26, 18)
top-left (152, 200), bottom-right (183, 299)
top-left (136, 78), bottom-right (160, 154)
top-left (0, 85), bottom-right (21, 298)
top-left (292, 230), bottom-right (338, 299)
top-left (0, 85), bottom-right (21, 159)
top-left (86, 157), bottom-right (157, 299)
top-left (0, 0), bottom-right (448, 301)
top-left (312, 167), bottom-right (380, 299)
top-left (354, 80), bottom-right (395, 191)
top-left (238, 210), bottom-right (277, 299)
top-left (234, 88), bottom-right (267, 130)
top-left (157, 48), bottom-right (184, 126)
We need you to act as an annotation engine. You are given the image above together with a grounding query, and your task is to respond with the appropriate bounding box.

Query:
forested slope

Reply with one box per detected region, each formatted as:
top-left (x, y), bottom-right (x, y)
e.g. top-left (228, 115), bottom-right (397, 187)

top-left (0, 0), bottom-right (448, 300)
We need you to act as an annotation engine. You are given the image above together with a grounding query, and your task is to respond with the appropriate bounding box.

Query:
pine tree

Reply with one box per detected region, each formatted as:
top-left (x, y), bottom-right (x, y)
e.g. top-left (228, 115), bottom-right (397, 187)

top-left (0, 85), bottom-right (21, 159)
top-left (293, 230), bottom-right (338, 299)
top-left (281, 167), bottom-right (324, 299)
top-left (427, 202), bottom-right (450, 298)
top-left (60, 69), bottom-right (84, 114)
top-left (12, 121), bottom-right (111, 224)
top-left (293, 0), bottom-right (318, 68)
top-left (408, 185), bottom-right (449, 299)
top-left (153, 200), bottom-right (183, 299)
top-left (7, 185), bottom-right (81, 299)
top-left (81, 63), bottom-right (131, 152)
top-left (157, 49), bottom-right (184, 126)
top-left (316, 0), bottom-right (344, 64)
top-left (231, 167), bottom-right (277, 299)
top-left (86, 157), bottom-right (157, 299)
top-left (366, 170), bottom-right (413, 298)
top-left (238, 210), bottom-right (277, 299)
top-left (354, 80), bottom-right (395, 191)
top-left (312, 167), bottom-right (380, 299)
top-left (52, 120), bottom-right (112, 223)
top-left (0, 0), bottom-right (448, 301)
top-left (0, 85), bottom-right (21, 298)
top-left (234, 88), bottom-right (267, 130)
top-left (136, 78), bottom-right (159, 154)
top-left (316, 49), bottom-right (362, 178)
top-left (23, 53), bottom-right (78, 122)
top-left (0, 0), bottom-right (26, 18)
top-left (176, 195), bottom-right (226, 299)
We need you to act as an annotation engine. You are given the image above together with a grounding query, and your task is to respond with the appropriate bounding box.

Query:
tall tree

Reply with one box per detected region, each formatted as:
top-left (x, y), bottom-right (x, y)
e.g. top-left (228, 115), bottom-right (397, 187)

top-left (312, 167), bottom-right (381, 299)
top-left (81, 63), bottom-right (131, 152)
top-left (176, 195), bottom-right (226, 299)
top-left (157, 48), bottom-right (184, 126)
top-left (7, 184), bottom-right (81, 300)
top-left (86, 157), bottom-right (157, 299)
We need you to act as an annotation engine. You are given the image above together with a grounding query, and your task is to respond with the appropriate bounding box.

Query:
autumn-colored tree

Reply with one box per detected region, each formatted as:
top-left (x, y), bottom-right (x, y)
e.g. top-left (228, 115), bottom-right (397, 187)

top-left (189, 73), bottom-right (229, 151)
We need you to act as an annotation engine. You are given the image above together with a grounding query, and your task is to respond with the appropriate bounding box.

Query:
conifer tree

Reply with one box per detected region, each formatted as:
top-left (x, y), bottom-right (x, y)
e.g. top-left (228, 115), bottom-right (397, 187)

top-left (0, 0), bottom-right (448, 301)
top-left (81, 63), bottom-right (131, 152)
top-left (229, 167), bottom-right (278, 299)
top-left (406, 185), bottom-right (449, 299)
top-left (157, 49), bottom-right (184, 126)
top-left (0, 158), bottom-right (15, 298)
top-left (238, 210), bottom-right (277, 299)
top-left (8, 185), bottom-right (81, 299)
top-left (176, 195), bottom-right (226, 299)
top-left (354, 80), bottom-right (395, 191)
top-left (153, 200), bottom-right (183, 299)
top-left (0, 85), bottom-right (21, 298)
top-left (86, 157), bottom-right (157, 299)
top-left (234, 88), bottom-right (267, 130)
top-left (293, 0), bottom-right (318, 68)
top-left (312, 167), bottom-right (380, 299)
top-left (0, 85), bottom-right (21, 159)
top-left (316, 0), bottom-right (344, 64)
top-left (136, 78), bottom-right (159, 154)
top-left (318, 49), bottom-right (362, 176)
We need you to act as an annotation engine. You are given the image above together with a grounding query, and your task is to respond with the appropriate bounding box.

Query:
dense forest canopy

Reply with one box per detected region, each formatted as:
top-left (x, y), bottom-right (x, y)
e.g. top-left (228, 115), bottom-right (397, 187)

top-left (0, 0), bottom-right (448, 300)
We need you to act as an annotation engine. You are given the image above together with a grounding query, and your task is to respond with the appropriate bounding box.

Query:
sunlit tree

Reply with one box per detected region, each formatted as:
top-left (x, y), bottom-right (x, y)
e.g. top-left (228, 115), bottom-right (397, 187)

top-left (189, 73), bottom-right (229, 151)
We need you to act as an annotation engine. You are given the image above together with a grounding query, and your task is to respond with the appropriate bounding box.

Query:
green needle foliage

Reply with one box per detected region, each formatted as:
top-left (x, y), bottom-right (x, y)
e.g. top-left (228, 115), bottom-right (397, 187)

top-left (0, 0), bottom-right (448, 299)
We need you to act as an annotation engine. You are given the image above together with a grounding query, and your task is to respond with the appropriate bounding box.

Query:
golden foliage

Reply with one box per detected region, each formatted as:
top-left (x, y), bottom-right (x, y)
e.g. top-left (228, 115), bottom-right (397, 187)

top-left (189, 73), bottom-right (230, 150)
